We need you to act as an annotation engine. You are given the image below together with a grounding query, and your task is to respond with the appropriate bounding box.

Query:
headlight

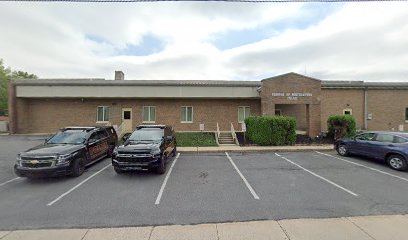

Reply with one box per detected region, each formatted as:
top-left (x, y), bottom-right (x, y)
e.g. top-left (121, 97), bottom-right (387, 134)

top-left (151, 148), bottom-right (161, 156)
top-left (56, 153), bottom-right (73, 166)
top-left (113, 147), bottom-right (118, 156)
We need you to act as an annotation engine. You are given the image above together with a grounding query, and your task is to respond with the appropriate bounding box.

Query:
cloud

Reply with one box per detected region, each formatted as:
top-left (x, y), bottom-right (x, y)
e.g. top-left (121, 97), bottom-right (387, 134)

top-left (0, 2), bottom-right (407, 81)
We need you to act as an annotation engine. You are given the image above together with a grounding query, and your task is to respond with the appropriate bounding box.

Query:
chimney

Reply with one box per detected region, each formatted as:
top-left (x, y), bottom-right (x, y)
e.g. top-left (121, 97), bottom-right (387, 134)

top-left (115, 71), bottom-right (124, 80)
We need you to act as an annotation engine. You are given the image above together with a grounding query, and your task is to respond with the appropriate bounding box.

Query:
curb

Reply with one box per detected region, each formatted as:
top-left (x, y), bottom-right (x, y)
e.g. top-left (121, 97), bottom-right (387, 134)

top-left (178, 146), bottom-right (334, 153)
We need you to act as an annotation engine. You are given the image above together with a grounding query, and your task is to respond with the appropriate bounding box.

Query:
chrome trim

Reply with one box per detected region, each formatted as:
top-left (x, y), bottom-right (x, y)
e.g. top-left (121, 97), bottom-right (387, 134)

top-left (19, 160), bottom-right (56, 169)
top-left (117, 153), bottom-right (153, 158)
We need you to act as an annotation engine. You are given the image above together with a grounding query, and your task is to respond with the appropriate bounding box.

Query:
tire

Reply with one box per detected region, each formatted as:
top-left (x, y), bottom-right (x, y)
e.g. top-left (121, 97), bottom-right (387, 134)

top-left (114, 167), bottom-right (124, 174)
top-left (71, 158), bottom-right (85, 177)
top-left (337, 144), bottom-right (349, 156)
top-left (172, 146), bottom-right (177, 157)
top-left (155, 155), bottom-right (166, 175)
top-left (107, 147), bottom-right (113, 158)
top-left (387, 154), bottom-right (408, 171)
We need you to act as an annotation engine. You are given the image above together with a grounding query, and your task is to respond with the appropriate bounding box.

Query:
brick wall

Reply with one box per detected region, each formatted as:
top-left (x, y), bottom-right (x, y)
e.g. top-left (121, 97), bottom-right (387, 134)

top-left (260, 73), bottom-right (322, 137)
top-left (276, 104), bottom-right (307, 130)
top-left (320, 89), bottom-right (365, 131)
top-left (367, 89), bottom-right (408, 131)
top-left (16, 98), bottom-right (261, 133)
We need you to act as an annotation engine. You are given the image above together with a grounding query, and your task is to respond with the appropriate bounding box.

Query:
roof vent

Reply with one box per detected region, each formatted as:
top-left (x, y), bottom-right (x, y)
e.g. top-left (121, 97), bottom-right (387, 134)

top-left (115, 71), bottom-right (124, 80)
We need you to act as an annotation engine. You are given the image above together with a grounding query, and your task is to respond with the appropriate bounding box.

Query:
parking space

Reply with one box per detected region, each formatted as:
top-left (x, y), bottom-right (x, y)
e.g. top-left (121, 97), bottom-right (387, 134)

top-left (1, 135), bottom-right (408, 231)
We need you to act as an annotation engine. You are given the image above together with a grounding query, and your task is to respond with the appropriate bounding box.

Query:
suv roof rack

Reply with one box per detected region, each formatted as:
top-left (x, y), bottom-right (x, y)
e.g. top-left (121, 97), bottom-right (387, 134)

top-left (137, 125), bottom-right (167, 129)
top-left (62, 127), bottom-right (96, 132)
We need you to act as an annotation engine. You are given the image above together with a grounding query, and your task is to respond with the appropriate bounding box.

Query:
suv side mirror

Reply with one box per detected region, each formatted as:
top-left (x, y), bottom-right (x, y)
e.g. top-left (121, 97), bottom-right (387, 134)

top-left (166, 136), bottom-right (173, 142)
top-left (44, 135), bottom-right (52, 143)
top-left (122, 134), bottom-right (130, 142)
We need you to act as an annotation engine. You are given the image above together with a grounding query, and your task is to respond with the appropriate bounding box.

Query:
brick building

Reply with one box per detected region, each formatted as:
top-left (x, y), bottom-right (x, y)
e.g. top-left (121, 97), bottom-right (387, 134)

top-left (7, 72), bottom-right (408, 137)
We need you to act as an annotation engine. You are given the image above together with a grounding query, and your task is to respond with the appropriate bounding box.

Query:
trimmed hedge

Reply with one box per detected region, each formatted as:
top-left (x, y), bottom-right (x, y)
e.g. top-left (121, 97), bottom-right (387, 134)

top-left (327, 115), bottom-right (356, 139)
top-left (245, 116), bottom-right (297, 146)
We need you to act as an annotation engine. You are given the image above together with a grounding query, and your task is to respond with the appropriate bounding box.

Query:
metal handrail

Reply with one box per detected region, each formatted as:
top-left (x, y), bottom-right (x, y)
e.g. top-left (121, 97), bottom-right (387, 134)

top-left (230, 123), bottom-right (236, 141)
top-left (117, 121), bottom-right (124, 137)
top-left (216, 122), bottom-right (220, 138)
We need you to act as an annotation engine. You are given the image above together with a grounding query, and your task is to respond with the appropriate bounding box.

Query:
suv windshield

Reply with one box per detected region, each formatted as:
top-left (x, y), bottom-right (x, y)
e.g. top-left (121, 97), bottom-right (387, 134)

top-left (128, 129), bottom-right (163, 142)
top-left (47, 130), bottom-right (87, 144)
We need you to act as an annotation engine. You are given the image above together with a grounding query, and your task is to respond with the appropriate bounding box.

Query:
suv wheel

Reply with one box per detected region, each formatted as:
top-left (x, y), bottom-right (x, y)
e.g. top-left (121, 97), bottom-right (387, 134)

top-left (72, 157), bottom-right (85, 177)
top-left (107, 147), bottom-right (113, 158)
top-left (156, 155), bottom-right (166, 175)
top-left (337, 144), bottom-right (349, 156)
top-left (114, 167), bottom-right (124, 174)
top-left (387, 154), bottom-right (408, 171)
top-left (172, 146), bottom-right (177, 157)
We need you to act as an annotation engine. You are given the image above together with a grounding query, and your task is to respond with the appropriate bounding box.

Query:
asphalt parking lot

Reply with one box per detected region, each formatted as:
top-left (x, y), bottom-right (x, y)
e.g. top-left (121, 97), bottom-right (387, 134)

top-left (1, 135), bottom-right (408, 231)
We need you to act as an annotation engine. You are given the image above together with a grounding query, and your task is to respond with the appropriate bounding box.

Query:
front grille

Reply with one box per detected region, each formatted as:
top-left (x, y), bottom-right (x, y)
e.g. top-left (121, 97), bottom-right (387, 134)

top-left (119, 150), bottom-right (151, 155)
top-left (21, 156), bottom-right (56, 161)
top-left (117, 155), bottom-right (153, 163)
top-left (21, 161), bottom-right (53, 168)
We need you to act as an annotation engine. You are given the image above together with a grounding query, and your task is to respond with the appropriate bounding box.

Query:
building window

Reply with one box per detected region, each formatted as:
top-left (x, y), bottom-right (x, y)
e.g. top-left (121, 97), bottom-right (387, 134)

top-left (405, 108), bottom-right (408, 121)
top-left (343, 109), bottom-right (352, 115)
top-left (143, 106), bottom-right (156, 123)
top-left (275, 109), bottom-right (282, 116)
top-left (97, 106), bottom-right (110, 122)
top-left (181, 106), bottom-right (193, 123)
top-left (238, 106), bottom-right (250, 123)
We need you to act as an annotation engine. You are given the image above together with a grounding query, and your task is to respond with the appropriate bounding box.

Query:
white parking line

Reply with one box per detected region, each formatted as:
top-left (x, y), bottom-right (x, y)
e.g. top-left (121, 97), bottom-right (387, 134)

top-left (225, 152), bottom-right (260, 200)
top-left (275, 153), bottom-right (358, 197)
top-left (155, 153), bottom-right (180, 205)
top-left (47, 164), bottom-right (111, 206)
top-left (0, 177), bottom-right (21, 187)
top-left (316, 151), bottom-right (408, 183)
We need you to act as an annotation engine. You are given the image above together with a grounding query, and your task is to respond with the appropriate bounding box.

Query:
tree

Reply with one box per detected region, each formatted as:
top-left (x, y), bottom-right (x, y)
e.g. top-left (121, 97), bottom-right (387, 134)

top-left (0, 59), bottom-right (37, 115)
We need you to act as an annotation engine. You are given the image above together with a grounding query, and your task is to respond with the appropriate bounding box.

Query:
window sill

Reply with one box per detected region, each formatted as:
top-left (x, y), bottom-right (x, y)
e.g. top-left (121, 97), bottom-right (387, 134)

top-left (142, 121), bottom-right (156, 123)
top-left (96, 121), bottom-right (110, 123)
top-left (181, 121), bottom-right (193, 123)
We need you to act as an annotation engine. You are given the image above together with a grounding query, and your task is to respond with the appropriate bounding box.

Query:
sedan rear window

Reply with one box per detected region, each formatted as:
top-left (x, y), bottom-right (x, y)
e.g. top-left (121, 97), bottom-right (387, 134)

top-left (394, 136), bottom-right (408, 143)
top-left (375, 134), bottom-right (394, 143)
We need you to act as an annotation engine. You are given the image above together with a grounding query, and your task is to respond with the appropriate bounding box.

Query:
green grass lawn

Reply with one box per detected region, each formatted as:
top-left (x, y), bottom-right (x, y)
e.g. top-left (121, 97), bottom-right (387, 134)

top-left (176, 132), bottom-right (217, 147)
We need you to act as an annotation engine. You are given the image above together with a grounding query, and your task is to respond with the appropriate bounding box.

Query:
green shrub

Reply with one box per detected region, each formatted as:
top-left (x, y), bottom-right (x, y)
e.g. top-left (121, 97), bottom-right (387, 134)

top-left (327, 115), bottom-right (356, 139)
top-left (175, 132), bottom-right (217, 147)
top-left (245, 116), bottom-right (296, 146)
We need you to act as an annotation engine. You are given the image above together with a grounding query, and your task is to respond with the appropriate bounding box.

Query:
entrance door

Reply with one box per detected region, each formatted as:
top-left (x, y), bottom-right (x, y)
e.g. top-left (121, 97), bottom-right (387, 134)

top-left (122, 108), bottom-right (132, 132)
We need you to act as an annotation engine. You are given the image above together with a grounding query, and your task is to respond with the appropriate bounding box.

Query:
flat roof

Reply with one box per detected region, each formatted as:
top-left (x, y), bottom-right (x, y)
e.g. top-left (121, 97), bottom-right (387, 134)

top-left (12, 75), bottom-right (408, 89)
top-left (13, 79), bottom-right (261, 87)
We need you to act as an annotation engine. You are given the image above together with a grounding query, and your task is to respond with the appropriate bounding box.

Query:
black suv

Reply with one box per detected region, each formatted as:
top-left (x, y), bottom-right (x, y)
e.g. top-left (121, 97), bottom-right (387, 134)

top-left (112, 125), bottom-right (177, 174)
top-left (15, 126), bottom-right (118, 178)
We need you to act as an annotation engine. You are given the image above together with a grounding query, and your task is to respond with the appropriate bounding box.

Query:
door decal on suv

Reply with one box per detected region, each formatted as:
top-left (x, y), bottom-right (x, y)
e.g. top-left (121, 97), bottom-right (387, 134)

top-left (89, 141), bottom-right (109, 159)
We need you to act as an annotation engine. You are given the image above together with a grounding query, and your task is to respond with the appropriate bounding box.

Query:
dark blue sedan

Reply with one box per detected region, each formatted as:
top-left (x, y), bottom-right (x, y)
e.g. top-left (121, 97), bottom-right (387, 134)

top-left (335, 131), bottom-right (408, 171)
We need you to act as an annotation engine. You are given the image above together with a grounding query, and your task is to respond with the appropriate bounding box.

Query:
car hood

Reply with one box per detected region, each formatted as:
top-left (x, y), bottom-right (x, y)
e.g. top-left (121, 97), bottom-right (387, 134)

top-left (22, 144), bottom-right (83, 156)
top-left (118, 142), bottom-right (161, 152)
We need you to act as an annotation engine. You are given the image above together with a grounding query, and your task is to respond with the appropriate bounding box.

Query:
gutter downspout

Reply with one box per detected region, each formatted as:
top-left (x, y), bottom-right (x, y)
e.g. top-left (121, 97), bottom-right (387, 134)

top-left (364, 87), bottom-right (368, 130)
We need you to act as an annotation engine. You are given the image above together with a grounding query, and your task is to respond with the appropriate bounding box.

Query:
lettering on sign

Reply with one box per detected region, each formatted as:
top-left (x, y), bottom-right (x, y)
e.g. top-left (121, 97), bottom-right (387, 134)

top-left (271, 92), bottom-right (313, 101)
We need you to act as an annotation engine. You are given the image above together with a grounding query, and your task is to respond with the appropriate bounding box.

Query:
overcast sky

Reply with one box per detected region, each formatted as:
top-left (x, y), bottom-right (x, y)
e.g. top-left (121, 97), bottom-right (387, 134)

top-left (0, 1), bottom-right (408, 81)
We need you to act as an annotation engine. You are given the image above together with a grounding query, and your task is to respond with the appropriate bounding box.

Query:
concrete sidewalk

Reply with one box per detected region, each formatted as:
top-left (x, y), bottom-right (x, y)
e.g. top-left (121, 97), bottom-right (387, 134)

top-left (178, 144), bottom-right (334, 153)
top-left (1, 215), bottom-right (408, 240)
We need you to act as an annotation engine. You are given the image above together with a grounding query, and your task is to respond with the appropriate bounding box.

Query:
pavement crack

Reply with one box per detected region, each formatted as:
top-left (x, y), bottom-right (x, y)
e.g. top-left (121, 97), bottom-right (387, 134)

top-left (148, 226), bottom-right (154, 240)
top-left (0, 231), bottom-right (13, 240)
top-left (277, 221), bottom-right (291, 240)
top-left (215, 224), bottom-right (220, 240)
top-left (80, 229), bottom-right (90, 240)
top-left (345, 217), bottom-right (376, 240)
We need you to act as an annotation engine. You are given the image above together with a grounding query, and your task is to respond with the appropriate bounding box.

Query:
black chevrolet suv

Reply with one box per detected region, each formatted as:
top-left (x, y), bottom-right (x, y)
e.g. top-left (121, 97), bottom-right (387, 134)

top-left (15, 126), bottom-right (118, 178)
top-left (112, 125), bottom-right (177, 174)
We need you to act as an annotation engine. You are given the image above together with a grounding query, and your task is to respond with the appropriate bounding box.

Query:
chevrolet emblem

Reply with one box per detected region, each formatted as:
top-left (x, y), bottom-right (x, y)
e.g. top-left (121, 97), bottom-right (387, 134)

top-left (30, 160), bottom-right (40, 164)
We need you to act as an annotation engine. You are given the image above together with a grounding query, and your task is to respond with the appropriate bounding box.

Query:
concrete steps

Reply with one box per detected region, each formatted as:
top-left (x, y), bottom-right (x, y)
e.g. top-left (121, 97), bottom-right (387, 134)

top-left (218, 132), bottom-right (236, 145)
